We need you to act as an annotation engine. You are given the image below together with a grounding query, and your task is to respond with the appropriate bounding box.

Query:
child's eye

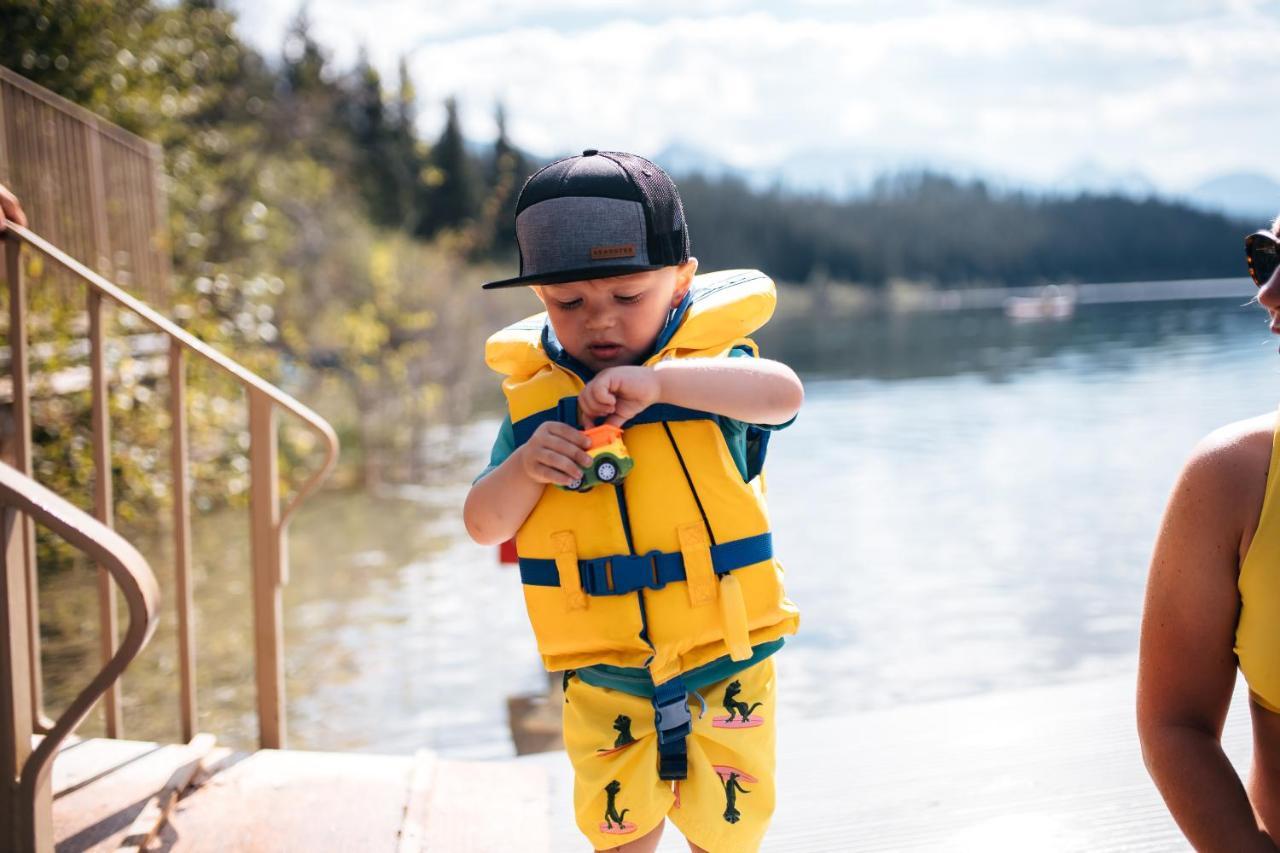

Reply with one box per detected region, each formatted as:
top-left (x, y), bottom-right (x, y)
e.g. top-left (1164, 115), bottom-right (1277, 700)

top-left (555, 299), bottom-right (583, 310)
top-left (614, 293), bottom-right (642, 304)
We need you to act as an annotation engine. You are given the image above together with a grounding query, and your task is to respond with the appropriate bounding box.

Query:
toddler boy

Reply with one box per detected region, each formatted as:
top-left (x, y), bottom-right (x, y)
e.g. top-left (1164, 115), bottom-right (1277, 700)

top-left (464, 150), bottom-right (801, 853)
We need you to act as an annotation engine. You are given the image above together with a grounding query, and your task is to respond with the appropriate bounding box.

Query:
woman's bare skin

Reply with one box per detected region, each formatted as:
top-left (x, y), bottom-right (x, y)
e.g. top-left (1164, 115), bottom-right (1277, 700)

top-left (1139, 253), bottom-right (1280, 850)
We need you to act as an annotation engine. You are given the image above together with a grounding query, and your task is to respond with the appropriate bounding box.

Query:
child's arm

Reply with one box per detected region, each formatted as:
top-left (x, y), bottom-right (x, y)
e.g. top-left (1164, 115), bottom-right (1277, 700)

top-left (463, 422), bottom-right (594, 546)
top-left (578, 357), bottom-right (804, 428)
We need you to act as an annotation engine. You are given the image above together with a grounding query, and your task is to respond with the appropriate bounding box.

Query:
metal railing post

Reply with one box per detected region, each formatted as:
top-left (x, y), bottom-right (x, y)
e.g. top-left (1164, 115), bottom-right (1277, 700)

top-left (168, 342), bottom-right (196, 742)
top-left (88, 290), bottom-right (121, 738)
top-left (248, 389), bottom-right (285, 749)
top-left (0, 503), bottom-right (32, 850)
top-left (2, 237), bottom-right (42, 732)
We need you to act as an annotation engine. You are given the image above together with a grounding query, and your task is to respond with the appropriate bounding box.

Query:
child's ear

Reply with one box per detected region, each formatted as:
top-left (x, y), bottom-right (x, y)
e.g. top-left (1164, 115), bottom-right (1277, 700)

top-left (531, 285), bottom-right (547, 306)
top-left (671, 258), bottom-right (698, 307)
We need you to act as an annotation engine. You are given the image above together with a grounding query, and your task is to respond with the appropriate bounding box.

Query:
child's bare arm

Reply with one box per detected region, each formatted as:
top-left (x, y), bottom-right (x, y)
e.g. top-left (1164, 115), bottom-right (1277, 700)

top-left (578, 357), bottom-right (804, 428)
top-left (463, 422), bottom-right (593, 545)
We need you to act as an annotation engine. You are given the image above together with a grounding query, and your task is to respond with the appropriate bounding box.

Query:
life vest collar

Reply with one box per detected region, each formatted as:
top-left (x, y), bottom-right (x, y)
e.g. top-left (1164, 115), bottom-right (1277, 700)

top-left (485, 269), bottom-right (775, 382)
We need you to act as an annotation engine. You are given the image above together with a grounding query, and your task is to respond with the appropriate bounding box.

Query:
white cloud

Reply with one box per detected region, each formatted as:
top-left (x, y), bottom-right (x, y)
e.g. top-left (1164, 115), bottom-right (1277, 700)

top-left (228, 1), bottom-right (1280, 189)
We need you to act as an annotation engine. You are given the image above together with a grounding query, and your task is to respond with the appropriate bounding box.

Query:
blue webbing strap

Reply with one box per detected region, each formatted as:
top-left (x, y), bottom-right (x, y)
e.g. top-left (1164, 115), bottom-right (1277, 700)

top-left (511, 396), bottom-right (580, 446)
top-left (517, 532), bottom-right (772, 594)
top-left (653, 676), bottom-right (691, 780)
top-left (510, 400), bottom-right (717, 448)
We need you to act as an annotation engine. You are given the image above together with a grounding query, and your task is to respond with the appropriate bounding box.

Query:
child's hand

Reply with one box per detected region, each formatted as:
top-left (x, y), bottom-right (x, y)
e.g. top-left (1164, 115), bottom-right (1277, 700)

top-left (578, 366), bottom-right (661, 427)
top-left (518, 421), bottom-right (594, 487)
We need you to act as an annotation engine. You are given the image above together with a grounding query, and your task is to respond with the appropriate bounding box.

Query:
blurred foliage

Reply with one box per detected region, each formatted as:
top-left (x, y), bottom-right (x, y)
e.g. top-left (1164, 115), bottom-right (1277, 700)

top-left (0, 0), bottom-right (534, 568)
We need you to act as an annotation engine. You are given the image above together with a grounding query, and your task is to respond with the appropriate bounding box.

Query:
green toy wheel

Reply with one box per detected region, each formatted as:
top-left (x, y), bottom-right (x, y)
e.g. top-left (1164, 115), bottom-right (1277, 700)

top-left (594, 456), bottom-right (620, 483)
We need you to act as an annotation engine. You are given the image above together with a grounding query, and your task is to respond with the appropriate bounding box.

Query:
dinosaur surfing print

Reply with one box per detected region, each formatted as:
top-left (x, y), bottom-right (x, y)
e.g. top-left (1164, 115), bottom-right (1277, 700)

top-left (714, 765), bottom-right (756, 824)
top-left (599, 779), bottom-right (637, 835)
top-left (711, 679), bottom-right (765, 729)
top-left (595, 714), bottom-right (638, 756)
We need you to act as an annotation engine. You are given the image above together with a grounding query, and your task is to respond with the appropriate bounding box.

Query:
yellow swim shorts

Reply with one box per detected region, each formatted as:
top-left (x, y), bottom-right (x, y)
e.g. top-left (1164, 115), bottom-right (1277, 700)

top-left (562, 657), bottom-right (777, 853)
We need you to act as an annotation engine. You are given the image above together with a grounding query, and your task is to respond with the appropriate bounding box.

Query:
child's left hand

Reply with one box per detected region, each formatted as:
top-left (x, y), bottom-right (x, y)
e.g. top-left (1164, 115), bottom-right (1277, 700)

top-left (578, 366), bottom-right (661, 427)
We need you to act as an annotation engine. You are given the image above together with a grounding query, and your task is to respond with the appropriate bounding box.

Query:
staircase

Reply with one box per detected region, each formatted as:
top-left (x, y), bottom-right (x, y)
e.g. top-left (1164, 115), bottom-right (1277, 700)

top-left (0, 69), bottom-right (551, 851)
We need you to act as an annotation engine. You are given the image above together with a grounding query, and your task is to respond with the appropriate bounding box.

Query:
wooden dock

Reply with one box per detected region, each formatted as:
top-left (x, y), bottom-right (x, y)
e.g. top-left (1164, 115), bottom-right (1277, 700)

top-left (50, 736), bottom-right (549, 851)
top-left (51, 673), bottom-right (1251, 851)
top-left (522, 673), bottom-right (1250, 852)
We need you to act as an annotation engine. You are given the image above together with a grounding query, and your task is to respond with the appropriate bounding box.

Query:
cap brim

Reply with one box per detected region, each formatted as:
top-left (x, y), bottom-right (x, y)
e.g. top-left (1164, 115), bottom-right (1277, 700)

top-left (482, 263), bottom-right (666, 289)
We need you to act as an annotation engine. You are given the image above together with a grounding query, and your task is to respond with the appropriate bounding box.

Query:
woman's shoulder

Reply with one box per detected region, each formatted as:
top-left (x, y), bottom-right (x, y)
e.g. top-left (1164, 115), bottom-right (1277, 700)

top-left (1190, 412), bottom-right (1276, 480)
top-left (1177, 411), bottom-right (1276, 533)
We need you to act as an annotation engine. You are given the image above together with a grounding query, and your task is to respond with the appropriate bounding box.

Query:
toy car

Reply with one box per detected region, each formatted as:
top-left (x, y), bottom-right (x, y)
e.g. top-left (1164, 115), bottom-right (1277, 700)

top-left (563, 424), bottom-right (634, 491)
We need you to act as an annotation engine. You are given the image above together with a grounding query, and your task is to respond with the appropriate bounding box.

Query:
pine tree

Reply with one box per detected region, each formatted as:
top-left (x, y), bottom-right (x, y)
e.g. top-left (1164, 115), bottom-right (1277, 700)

top-left (417, 96), bottom-right (480, 237)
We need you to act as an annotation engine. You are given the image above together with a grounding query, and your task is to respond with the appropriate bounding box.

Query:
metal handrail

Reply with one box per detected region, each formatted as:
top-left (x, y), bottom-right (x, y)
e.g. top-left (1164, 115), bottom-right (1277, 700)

top-left (4, 223), bottom-right (339, 523)
top-left (3, 222), bottom-right (339, 749)
top-left (0, 460), bottom-right (160, 851)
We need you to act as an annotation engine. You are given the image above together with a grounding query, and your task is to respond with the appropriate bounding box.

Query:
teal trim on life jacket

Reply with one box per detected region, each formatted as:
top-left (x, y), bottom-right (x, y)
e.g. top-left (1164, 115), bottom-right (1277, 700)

top-left (574, 638), bottom-right (786, 699)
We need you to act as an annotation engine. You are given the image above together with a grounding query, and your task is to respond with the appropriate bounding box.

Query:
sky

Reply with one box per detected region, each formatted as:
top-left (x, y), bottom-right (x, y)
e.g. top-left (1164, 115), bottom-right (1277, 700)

top-left (226, 0), bottom-right (1280, 192)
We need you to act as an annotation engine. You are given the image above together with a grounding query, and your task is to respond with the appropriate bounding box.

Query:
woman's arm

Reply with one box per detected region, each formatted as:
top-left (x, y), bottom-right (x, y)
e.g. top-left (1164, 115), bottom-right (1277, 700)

top-left (1138, 425), bottom-right (1276, 851)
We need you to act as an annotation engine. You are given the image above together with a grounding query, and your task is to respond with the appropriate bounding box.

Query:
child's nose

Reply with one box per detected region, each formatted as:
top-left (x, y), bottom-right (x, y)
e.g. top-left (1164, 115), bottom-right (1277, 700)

top-left (584, 308), bottom-right (616, 330)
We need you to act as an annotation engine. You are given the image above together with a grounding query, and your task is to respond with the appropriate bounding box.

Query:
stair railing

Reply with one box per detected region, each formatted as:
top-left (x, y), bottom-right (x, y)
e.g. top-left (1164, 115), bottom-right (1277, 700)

top-left (2, 222), bottom-right (339, 750)
top-left (0, 460), bottom-right (160, 853)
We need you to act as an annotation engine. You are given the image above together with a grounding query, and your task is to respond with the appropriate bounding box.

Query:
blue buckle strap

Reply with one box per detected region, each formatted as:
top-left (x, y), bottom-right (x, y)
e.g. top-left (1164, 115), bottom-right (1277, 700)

top-left (653, 677), bottom-right (691, 780)
top-left (518, 532), bottom-right (773, 594)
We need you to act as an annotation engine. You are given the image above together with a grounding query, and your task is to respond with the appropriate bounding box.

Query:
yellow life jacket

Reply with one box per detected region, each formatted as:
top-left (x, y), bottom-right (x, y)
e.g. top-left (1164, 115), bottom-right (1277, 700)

top-left (485, 269), bottom-right (801, 688)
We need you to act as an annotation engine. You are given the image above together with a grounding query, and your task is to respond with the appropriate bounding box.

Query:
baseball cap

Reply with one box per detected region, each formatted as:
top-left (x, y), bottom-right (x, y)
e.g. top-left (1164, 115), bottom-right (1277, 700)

top-left (482, 149), bottom-right (691, 289)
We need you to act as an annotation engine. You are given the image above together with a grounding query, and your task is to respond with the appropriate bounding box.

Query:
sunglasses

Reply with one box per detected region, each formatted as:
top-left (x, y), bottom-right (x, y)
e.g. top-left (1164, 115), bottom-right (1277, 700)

top-left (1246, 230), bottom-right (1280, 287)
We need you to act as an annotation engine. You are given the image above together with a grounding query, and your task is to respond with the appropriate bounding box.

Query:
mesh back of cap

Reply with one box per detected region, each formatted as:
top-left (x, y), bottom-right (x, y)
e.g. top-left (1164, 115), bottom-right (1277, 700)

top-left (603, 152), bottom-right (690, 266)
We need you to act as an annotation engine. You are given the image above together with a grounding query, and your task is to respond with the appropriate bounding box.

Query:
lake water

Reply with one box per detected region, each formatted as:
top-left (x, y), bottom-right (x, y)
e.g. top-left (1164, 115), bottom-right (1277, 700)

top-left (40, 284), bottom-right (1280, 758)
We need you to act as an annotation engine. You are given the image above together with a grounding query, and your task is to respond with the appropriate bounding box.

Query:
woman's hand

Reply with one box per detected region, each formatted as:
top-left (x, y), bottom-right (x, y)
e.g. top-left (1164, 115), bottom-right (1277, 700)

top-left (0, 184), bottom-right (28, 232)
top-left (578, 366), bottom-right (661, 428)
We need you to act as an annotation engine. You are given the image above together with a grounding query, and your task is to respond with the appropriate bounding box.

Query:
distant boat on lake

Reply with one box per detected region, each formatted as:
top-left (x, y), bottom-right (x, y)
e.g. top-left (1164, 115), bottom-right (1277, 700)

top-left (1003, 284), bottom-right (1077, 321)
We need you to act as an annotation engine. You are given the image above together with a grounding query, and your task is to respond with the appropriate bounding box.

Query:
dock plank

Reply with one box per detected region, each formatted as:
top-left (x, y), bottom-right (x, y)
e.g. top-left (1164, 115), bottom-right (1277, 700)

top-left (52, 739), bottom-right (210, 851)
top-left (162, 748), bottom-right (414, 852)
top-left (416, 758), bottom-right (550, 853)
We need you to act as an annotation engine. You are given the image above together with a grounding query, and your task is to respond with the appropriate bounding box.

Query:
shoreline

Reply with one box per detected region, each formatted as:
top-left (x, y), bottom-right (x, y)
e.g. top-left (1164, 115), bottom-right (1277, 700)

top-left (777, 275), bottom-right (1252, 317)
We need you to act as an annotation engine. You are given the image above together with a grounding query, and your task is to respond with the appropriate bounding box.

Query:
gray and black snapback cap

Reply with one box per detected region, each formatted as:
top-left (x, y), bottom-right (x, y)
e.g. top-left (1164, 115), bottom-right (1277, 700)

top-left (483, 149), bottom-right (690, 289)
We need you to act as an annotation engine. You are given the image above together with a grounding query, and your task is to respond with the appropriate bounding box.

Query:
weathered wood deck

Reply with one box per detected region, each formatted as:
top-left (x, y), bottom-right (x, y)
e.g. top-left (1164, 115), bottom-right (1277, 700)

top-left (522, 673), bottom-right (1251, 851)
top-left (50, 737), bottom-right (549, 851)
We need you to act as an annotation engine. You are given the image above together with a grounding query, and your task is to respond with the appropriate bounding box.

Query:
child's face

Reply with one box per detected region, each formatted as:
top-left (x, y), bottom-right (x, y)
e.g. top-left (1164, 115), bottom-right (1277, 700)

top-left (534, 260), bottom-right (698, 373)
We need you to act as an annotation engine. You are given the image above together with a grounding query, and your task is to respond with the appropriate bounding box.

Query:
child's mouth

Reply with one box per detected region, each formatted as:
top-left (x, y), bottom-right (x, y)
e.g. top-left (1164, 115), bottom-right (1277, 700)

top-left (589, 343), bottom-right (623, 360)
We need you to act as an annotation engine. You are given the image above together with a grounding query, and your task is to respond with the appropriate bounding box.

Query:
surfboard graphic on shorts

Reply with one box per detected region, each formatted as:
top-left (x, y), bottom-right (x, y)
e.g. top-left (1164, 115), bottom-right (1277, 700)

top-left (711, 713), bottom-right (764, 729)
top-left (712, 765), bottom-right (759, 784)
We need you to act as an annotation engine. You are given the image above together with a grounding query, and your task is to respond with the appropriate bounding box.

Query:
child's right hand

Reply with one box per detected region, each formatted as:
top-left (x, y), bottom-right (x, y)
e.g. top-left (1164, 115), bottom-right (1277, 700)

top-left (518, 421), bottom-right (594, 487)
